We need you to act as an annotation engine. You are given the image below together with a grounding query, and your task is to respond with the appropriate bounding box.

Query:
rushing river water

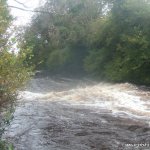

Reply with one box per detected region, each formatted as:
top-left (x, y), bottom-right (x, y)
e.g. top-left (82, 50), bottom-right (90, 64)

top-left (2, 77), bottom-right (150, 150)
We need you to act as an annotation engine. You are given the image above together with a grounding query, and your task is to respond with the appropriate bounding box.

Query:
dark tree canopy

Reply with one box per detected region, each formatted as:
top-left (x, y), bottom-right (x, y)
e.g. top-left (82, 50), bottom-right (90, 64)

top-left (21, 0), bottom-right (150, 84)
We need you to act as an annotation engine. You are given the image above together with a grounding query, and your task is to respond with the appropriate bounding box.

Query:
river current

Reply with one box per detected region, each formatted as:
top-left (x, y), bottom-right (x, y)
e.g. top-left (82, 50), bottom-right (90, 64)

top-left (2, 77), bottom-right (150, 150)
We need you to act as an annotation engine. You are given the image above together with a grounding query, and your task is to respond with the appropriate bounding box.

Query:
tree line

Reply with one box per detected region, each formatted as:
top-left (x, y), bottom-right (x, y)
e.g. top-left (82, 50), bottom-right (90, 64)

top-left (20, 0), bottom-right (150, 85)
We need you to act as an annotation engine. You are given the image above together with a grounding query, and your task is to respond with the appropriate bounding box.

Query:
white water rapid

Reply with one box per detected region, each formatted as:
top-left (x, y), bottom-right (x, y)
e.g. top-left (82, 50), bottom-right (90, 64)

top-left (2, 77), bottom-right (150, 150)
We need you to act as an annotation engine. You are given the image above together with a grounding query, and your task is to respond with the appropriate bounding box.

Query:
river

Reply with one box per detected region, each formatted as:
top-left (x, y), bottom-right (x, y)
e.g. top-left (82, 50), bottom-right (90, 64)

top-left (2, 76), bottom-right (150, 150)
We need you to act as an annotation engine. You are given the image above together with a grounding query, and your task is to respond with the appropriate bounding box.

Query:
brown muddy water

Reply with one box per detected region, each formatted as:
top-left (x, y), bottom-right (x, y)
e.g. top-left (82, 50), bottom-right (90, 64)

top-left (2, 77), bottom-right (150, 150)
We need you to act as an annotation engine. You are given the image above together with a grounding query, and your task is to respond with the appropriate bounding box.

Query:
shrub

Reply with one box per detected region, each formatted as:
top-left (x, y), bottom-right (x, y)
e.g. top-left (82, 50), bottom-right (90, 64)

top-left (0, 50), bottom-right (32, 104)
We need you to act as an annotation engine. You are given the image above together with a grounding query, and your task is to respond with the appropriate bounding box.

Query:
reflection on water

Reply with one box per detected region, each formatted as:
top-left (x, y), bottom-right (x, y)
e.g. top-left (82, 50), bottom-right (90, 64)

top-left (2, 77), bottom-right (150, 150)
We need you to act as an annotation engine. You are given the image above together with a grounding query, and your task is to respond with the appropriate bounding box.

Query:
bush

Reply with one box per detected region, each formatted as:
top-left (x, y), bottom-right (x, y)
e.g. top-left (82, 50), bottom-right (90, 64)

top-left (0, 141), bottom-right (14, 150)
top-left (0, 50), bottom-right (32, 104)
top-left (46, 48), bottom-right (71, 72)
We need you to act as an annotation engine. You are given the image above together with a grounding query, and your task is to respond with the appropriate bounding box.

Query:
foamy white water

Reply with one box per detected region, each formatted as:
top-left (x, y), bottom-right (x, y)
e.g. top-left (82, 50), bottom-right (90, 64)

top-left (3, 77), bottom-right (150, 150)
top-left (21, 81), bottom-right (149, 121)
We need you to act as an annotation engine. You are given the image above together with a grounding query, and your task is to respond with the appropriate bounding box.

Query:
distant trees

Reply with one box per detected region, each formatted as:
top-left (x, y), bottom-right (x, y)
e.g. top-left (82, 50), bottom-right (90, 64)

top-left (21, 0), bottom-right (109, 74)
top-left (85, 0), bottom-right (150, 84)
top-left (21, 0), bottom-right (150, 84)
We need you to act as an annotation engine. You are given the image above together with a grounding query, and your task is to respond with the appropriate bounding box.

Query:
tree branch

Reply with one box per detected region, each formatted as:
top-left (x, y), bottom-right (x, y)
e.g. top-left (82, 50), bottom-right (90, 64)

top-left (13, 0), bottom-right (29, 8)
top-left (8, 5), bottom-right (51, 14)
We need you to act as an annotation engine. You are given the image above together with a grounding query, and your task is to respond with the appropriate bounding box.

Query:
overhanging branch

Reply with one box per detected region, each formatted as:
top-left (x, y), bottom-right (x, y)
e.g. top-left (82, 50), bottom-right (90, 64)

top-left (8, 5), bottom-right (51, 14)
top-left (13, 0), bottom-right (29, 8)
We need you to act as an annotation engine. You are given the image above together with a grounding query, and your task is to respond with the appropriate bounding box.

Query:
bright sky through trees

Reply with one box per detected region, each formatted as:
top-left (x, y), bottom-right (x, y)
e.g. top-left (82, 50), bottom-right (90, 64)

top-left (8, 0), bottom-right (45, 25)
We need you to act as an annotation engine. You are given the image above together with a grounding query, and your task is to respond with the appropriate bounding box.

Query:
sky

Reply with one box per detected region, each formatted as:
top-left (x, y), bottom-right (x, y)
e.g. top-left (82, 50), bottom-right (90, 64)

top-left (8, 0), bottom-right (45, 25)
top-left (7, 0), bottom-right (45, 52)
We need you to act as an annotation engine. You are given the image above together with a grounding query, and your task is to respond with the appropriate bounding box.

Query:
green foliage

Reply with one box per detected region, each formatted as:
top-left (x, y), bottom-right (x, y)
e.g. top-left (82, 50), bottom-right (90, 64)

top-left (0, 1), bottom-right (32, 148)
top-left (85, 0), bottom-right (150, 84)
top-left (0, 141), bottom-right (14, 150)
top-left (0, 0), bottom-right (33, 103)
top-left (0, 0), bottom-right (12, 33)
top-left (0, 0), bottom-right (12, 50)
top-left (46, 48), bottom-right (71, 71)
top-left (0, 50), bottom-right (32, 103)
top-left (21, 0), bottom-right (150, 85)
top-left (0, 109), bottom-right (14, 150)
top-left (21, 0), bottom-right (108, 73)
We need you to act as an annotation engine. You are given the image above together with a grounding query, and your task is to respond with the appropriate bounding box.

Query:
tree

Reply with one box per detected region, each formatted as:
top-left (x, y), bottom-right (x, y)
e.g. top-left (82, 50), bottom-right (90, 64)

top-left (85, 0), bottom-right (150, 84)
top-left (0, 0), bottom-right (32, 104)
top-left (20, 0), bottom-right (111, 74)
top-left (0, 0), bottom-right (12, 49)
